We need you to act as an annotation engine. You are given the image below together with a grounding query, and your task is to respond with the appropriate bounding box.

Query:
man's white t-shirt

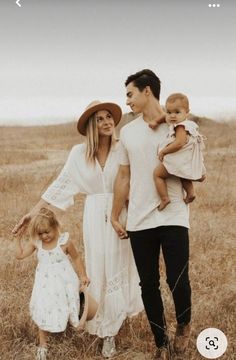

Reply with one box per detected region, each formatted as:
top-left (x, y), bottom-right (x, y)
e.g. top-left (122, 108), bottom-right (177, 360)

top-left (119, 116), bottom-right (190, 231)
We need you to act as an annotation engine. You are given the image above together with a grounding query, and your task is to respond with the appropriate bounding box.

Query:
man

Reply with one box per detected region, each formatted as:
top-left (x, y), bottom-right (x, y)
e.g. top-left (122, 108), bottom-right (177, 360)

top-left (111, 69), bottom-right (191, 359)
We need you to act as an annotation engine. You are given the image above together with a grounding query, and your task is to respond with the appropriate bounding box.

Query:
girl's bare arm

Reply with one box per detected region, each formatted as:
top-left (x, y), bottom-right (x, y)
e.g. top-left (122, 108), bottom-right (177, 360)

top-left (66, 240), bottom-right (90, 286)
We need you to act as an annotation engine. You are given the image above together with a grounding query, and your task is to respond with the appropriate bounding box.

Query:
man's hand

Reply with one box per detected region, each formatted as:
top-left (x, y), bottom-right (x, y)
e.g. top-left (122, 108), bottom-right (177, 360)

top-left (111, 218), bottom-right (128, 239)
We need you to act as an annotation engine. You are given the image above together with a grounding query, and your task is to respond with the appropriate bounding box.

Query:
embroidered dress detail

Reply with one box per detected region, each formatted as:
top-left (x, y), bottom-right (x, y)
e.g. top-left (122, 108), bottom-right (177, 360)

top-left (104, 269), bottom-right (129, 295)
top-left (30, 232), bottom-right (80, 332)
top-left (45, 171), bottom-right (72, 205)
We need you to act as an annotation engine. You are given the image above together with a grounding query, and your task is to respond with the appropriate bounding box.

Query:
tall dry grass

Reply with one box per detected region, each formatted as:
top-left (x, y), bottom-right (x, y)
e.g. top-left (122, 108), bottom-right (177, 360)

top-left (0, 118), bottom-right (235, 359)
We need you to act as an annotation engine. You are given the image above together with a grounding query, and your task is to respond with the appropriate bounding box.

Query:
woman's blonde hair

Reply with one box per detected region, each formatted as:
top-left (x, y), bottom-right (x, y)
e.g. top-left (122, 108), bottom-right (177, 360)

top-left (85, 112), bottom-right (116, 164)
top-left (30, 208), bottom-right (60, 239)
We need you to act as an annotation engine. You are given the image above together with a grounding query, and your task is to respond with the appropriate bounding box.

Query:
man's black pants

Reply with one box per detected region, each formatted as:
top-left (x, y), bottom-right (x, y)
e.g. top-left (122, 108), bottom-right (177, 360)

top-left (129, 226), bottom-right (191, 347)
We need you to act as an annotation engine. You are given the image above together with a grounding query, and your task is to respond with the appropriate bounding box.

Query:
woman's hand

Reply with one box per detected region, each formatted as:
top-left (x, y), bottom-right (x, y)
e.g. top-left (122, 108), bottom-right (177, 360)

top-left (12, 213), bottom-right (32, 236)
top-left (111, 218), bottom-right (128, 239)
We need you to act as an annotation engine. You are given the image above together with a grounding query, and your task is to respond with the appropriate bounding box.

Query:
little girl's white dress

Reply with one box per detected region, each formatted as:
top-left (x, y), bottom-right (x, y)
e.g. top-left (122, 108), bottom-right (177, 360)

top-left (161, 120), bottom-right (206, 180)
top-left (30, 232), bottom-right (80, 332)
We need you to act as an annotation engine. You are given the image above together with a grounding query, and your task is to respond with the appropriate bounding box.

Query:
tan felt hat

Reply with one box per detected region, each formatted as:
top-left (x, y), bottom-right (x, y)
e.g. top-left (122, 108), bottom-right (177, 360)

top-left (79, 287), bottom-right (98, 327)
top-left (77, 100), bottom-right (122, 135)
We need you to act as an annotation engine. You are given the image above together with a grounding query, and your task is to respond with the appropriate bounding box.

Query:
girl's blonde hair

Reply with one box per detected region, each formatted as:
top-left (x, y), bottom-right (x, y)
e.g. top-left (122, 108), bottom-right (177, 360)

top-left (30, 208), bottom-right (60, 239)
top-left (85, 112), bottom-right (116, 164)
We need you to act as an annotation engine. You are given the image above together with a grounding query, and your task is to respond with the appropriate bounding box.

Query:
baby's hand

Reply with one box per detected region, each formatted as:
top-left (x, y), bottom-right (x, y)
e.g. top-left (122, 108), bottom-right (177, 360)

top-left (148, 120), bottom-right (159, 130)
top-left (158, 151), bottom-right (165, 162)
top-left (149, 114), bottom-right (166, 129)
top-left (80, 275), bottom-right (90, 287)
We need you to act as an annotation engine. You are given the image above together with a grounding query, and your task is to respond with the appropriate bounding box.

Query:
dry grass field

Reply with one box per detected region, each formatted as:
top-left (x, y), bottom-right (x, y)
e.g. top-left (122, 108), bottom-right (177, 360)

top-left (0, 117), bottom-right (235, 359)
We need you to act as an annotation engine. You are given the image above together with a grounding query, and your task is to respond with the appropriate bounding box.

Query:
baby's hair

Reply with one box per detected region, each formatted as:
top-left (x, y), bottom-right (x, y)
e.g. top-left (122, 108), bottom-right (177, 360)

top-left (30, 207), bottom-right (60, 239)
top-left (166, 93), bottom-right (189, 112)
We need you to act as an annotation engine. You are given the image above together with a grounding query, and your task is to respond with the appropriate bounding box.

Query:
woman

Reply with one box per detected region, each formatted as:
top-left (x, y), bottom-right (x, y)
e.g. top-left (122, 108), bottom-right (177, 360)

top-left (13, 100), bottom-right (143, 358)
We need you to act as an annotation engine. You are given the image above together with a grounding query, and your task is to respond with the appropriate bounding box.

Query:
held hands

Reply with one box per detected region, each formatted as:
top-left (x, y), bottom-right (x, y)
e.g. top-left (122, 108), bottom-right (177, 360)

top-left (111, 218), bottom-right (128, 239)
top-left (12, 213), bottom-right (32, 236)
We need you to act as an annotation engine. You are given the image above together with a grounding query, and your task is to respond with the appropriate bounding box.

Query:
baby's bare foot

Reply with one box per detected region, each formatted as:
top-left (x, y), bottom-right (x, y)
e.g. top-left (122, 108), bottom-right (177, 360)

top-left (184, 194), bottom-right (196, 204)
top-left (158, 199), bottom-right (170, 211)
top-left (197, 175), bottom-right (206, 182)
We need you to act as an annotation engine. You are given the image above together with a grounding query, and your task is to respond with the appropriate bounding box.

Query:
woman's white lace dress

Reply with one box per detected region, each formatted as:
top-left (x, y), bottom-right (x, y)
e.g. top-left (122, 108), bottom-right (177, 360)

top-left (30, 232), bottom-right (80, 332)
top-left (42, 142), bottom-right (143, 337)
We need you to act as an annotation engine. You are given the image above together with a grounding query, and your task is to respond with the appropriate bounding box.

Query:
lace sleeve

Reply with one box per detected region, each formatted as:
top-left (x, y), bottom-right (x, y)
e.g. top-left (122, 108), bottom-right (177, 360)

top-left (42, 146), bottom-right (82, 210)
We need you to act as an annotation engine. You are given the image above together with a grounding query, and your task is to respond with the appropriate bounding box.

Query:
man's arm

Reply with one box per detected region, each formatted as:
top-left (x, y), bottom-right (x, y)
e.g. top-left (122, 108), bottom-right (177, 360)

top-left (111, 164), bottom-right (130, 238)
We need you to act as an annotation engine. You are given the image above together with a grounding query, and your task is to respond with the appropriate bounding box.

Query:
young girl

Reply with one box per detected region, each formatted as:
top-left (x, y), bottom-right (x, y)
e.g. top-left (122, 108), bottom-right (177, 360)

top-left (15, 208), bottom-right (90, 360)
top-left (153, 93), bottom-right (206, 210)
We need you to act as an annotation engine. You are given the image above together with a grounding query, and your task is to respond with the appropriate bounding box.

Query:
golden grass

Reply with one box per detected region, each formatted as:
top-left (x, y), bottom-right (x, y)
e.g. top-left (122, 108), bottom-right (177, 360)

top-left (0, 118), bottom-right (235, 359)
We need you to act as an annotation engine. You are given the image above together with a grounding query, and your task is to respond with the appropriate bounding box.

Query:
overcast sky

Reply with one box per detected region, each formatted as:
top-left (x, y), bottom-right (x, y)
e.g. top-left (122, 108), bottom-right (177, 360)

top-left (0, 0), bottom-right (235, 124)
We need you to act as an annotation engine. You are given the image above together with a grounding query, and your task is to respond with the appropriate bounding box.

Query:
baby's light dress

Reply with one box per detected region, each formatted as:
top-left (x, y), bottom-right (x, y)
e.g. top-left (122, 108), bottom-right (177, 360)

top-left (161, 120), bottom-right (206, 180)
top-left (42, 142), bottom-right (143, 338)
top-left (30, 232), bottom-right (80, 332)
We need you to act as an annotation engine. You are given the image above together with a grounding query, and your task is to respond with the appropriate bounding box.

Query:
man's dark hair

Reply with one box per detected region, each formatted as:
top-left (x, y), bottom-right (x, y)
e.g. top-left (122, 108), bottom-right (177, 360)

top-left (125, 69), bottom-right (161, 100)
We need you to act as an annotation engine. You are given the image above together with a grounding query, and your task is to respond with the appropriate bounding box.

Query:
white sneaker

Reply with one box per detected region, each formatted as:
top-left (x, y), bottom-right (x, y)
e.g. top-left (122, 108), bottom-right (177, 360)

top-left (102, 336), bottom-right (116, 358)
top-left (36, 346), bottom-right (48, 360)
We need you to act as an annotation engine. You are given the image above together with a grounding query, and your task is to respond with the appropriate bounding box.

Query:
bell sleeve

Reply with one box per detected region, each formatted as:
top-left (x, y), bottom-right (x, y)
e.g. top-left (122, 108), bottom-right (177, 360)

top-left (42, 145), bottom-right (82, 210)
